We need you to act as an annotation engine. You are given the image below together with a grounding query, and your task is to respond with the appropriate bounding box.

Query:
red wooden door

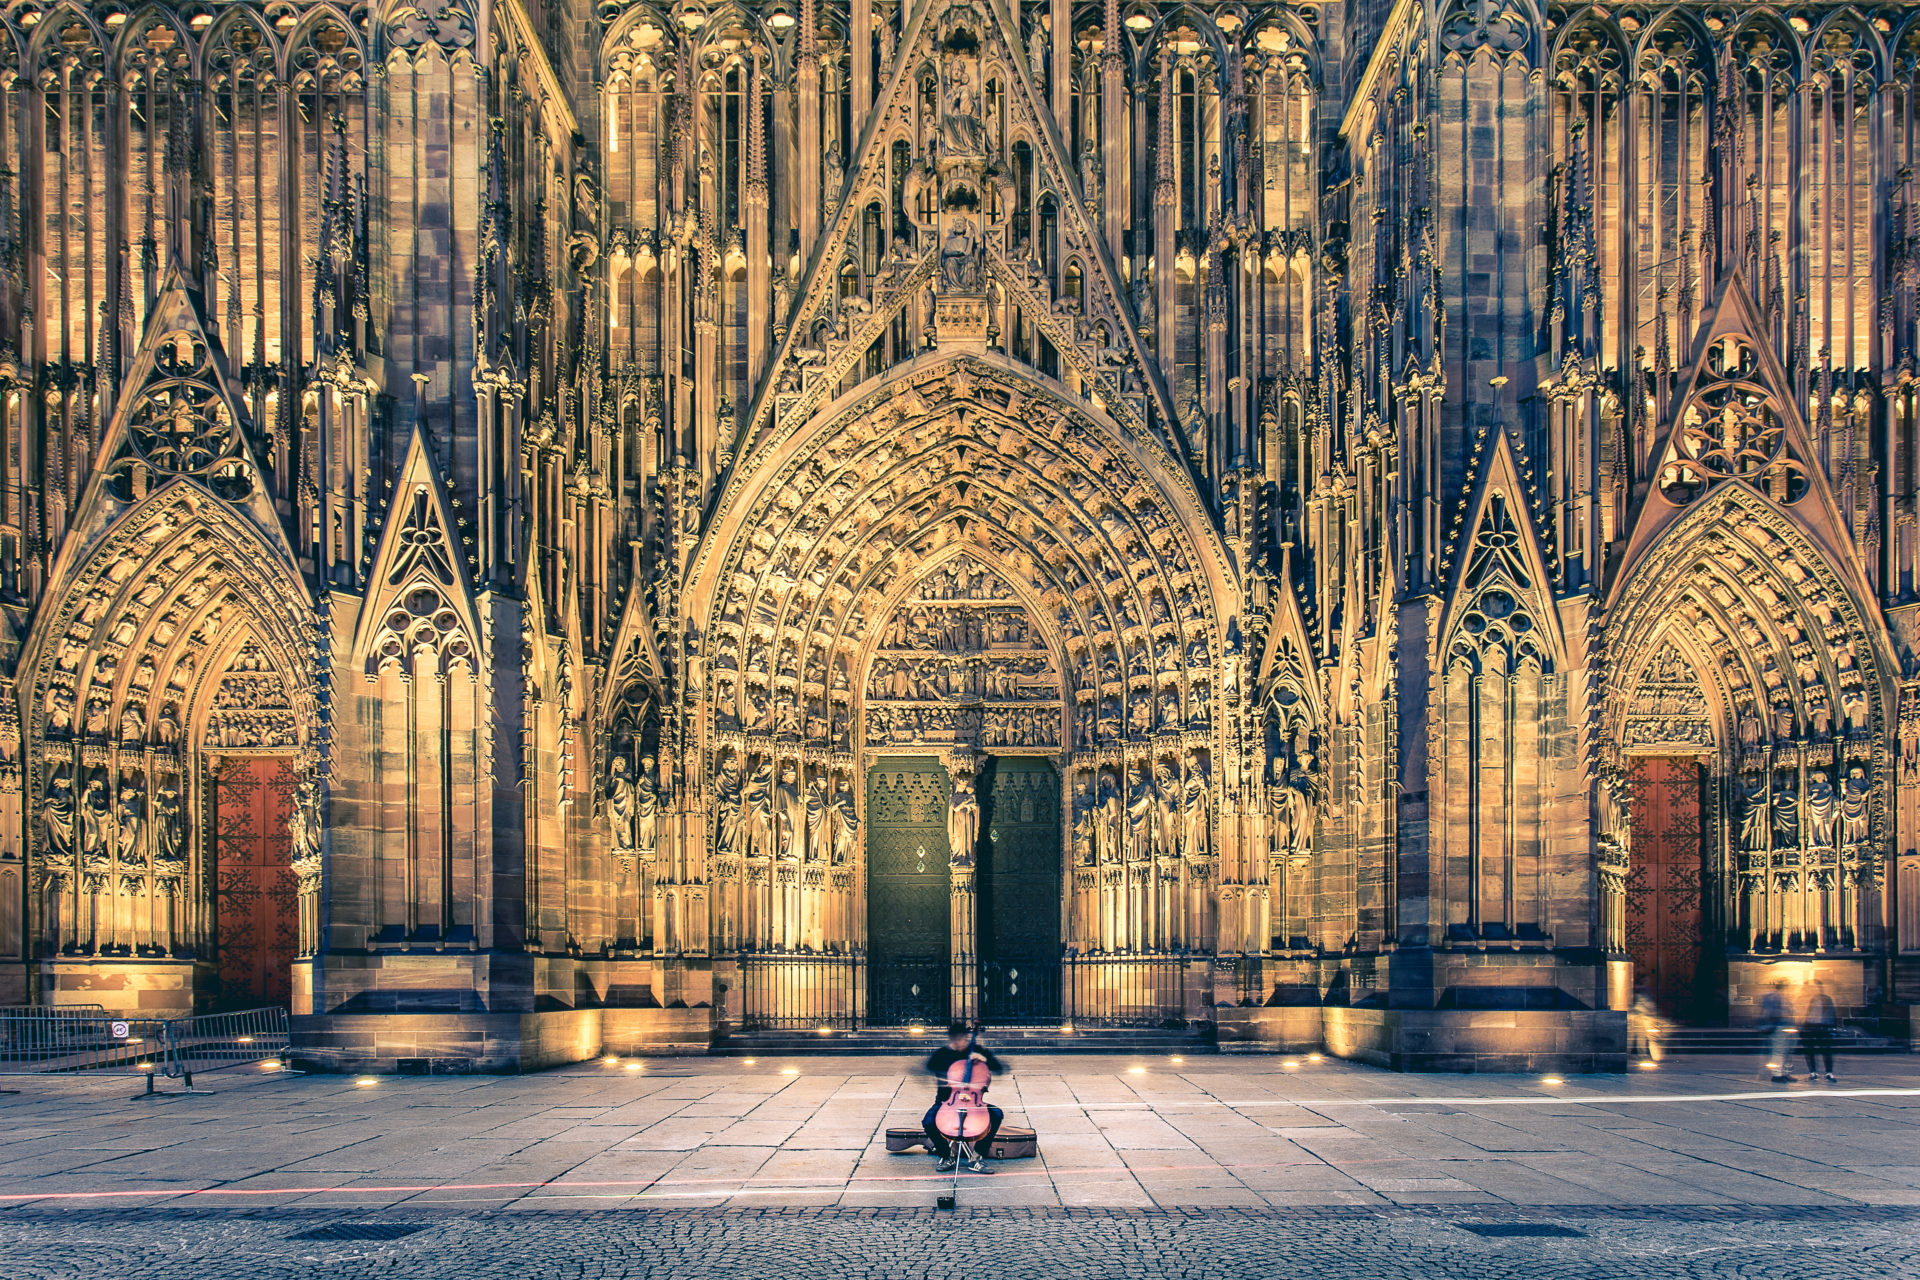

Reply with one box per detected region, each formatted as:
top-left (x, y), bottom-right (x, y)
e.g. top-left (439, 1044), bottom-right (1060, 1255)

top-left (1625, 756), bottom-right (1706, 1023)
top-left (213, 758), bottom-right (298, 1008)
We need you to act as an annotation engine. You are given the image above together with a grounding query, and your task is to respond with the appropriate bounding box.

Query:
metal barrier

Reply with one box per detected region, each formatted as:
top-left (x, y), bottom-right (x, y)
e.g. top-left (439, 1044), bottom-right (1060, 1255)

top-left (0, 1013), bottom-right (170, 1085)
top-left (0, 1006), bottom-right (290, 1093)
top-left (163, 1007), bottom-right (291, 1086)
top-left (0, 1004), bottom-right (107, 1017)
top-left (737, 954), bottom-right (863, 1031)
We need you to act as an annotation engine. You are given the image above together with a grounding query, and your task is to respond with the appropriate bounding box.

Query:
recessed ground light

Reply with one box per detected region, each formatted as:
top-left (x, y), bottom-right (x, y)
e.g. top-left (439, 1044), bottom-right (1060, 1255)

top-left (1541, 1075), bottom-right (1564, 1086)
top-left (1637, 1061), bottom-right (1658, 1070)
top-left (260, 1060), bottom-right (281, 1071)
top-left (605, 1056), bottom-right (620, 1065)
top-left (1282, 1059), bottom-right (1300, 1069)
top-left (1127, 1065), bottom-right (1146, 1075)
top-left (743, 1058), bottom-right (757, 1066)
top-left (908, 1025), bottom-right (925, 1035)
top-left (1307, 1053), bottom-right (1323, 1062)
top-left (779, 1066), bottom-right (799, 1075)
top-left (624, 1062), bottom-right (643, 1071)
top-left (1170, 1056), bottom-right (1183, 1064)
top-left (1059, 1023), bottom-right (1075, 1034)
top-left (817, 1026), bottom-right (833, 1036)
top-left (355, 1076), bottom-right (378, 1087)
top-left (236, 1036), bottom-right (254, 1045)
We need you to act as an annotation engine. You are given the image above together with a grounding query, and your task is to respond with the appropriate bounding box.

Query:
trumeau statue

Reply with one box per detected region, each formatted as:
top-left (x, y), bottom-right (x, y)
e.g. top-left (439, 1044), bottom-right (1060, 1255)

top-left (948, 771), bottom-right (980, 868)
top-left (607, 755), bottom-right (638, 861)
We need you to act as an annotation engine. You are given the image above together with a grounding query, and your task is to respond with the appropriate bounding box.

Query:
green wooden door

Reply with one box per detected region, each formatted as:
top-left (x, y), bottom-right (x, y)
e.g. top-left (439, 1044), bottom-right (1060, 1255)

top-left (978, 756), bottom-right (1062, 1022)
top-left (865, 758), bottom-right (951, 1026)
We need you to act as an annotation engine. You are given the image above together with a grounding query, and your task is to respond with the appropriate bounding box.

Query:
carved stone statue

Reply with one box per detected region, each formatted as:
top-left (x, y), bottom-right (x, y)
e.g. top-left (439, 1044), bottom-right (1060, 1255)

top-left (1096, 769), bottom-right (1123, 864)
top-left (633, 756), bottom-right (659, 859)
top-left (713, 751), bottom-right (745, 857)
top-left (1071, 781), bottom-right (1096, 866)
top-left (148, 785), bottom-right (182, 881)
top-left (774, 761), bottom-right (811, 863)
top-left (1804, 770), bottom-right (1838, 849)
top-left (79, 773), bottom-right (113, 877)
top-left (607, 755), bottom-right (638, 862)
top-left (1124, 762), bottom-right (1154, 860)
top-left (1739, 775), bottom-right (1770, 851)
top-left (940, 57), bottom-right (987, 160)
top-left (942, 215), bottom-right (979, 290)
top-left (1152, 760), bottom-right (1180, 859)
top-left (1770, 779), bottom-right (1799, 847)
top-left (40, 767), bottom-right (76, 876)
top-left (1181, 750), bottom-right (1212, 861)
top-left (1272, 754), bottom-right (1317, 859)
top-left (827, 780), bottom-right (858, 866)
top-left (745, 759), bottom-right (776, 860)
top-left (948, 771), bottom-right (980, 867)
top-left (1841, 764), bottom-right (1871, 848)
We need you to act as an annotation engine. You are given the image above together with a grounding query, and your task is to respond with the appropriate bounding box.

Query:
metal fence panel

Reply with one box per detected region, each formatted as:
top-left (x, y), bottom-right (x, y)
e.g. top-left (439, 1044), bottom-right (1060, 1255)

top-left (1064, 956), bottom-right (1192, 1028)
top-left (0, 1014), bottom-right (169, 1076)
top-left (163, 1007), bottom-right (291, 1081)
top-left (737, 955), bottom-right (864, 1031)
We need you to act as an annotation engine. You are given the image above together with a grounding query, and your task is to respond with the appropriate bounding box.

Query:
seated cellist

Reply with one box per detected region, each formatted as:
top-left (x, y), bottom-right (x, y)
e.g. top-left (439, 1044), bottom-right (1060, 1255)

top-left (922, 1020), bottom-right (1006, 1173)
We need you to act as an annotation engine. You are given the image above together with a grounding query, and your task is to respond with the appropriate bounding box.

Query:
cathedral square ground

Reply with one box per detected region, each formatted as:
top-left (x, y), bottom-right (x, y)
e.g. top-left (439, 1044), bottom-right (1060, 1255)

top-left (3, 1053), bottom-right (1920, 1277)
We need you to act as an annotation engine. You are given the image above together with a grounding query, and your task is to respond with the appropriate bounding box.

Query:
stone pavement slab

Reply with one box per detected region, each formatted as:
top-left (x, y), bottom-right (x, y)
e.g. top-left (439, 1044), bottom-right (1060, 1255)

top-left (2, 1053), bottom-right (1919, 1221)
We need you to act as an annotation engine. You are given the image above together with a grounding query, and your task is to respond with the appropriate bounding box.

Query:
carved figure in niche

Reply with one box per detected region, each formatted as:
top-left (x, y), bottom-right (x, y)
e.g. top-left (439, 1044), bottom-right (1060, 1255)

top-left (1804, 770), bottom-right (1838, 849)
top-left (1738, 708), bottom-right (1762, 747)
top-left (713, 752), bottom-right (745, 856)
top-left (827, 779), bottom-right (858, 866)
top-left (1841, 764), bottom-right (1871, 847)
top-left (941, 55), bottom-right (987, 159)
top-left (1738, 775), bottom-right (1770, 851)
top-left (1095, 768), bottom-right (1123, 864)
top-left (152, 784), bottom-right (186, 879)
top-left (942, 215), bottom-right (979, 290)
top-left (116, 782), bottom-right (145, 867)
top-left (1072, 780), bottom-right (1096, 866)
top-left (79, 773), bottom-right (113, 878)
top-left (40, 767), bottom-right (76, 875)
top-left (948, 771), bottom-right (980, 867)
top-left (1770, 777), bottom-right (1799, 848)
top-left (1125, 762), bottom-right (1154, 860)
top-left (774, 760), bottom-right (811, 863)
top-left (1152, 760), bottom-right (1180, 859)
top-left (1182, 751), bottom-right (1212, 860)
top-left (287, 781), bottom-right (320, 879)
top-left (744, 758), bottom-right (776, 860)
top-left (607, 755), bottom-right (638, 861)
top-left (634, 757), bottom-right (659, 859)
top-left (155, 704), bottom-right (180, 745)
top-left (1272, 754), bottom-right (1317, 859)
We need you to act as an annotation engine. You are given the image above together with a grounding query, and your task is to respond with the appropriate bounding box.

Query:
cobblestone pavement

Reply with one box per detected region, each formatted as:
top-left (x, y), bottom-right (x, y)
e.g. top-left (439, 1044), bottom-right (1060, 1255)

top-left (3, 1053), bottom-right (1919, 1275)
top-left (1, 1203), bottom-right (1916, 1279)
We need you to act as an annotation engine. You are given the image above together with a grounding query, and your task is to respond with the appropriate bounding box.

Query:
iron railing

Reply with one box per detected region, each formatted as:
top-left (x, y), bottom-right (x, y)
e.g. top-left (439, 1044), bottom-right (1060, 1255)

top-left (1063, 955), bottom-right (1193, 1028)
top-left (737, 954), bottom-right (864, 1031)
top-left (730, 953), bottom-right (1204, 1031)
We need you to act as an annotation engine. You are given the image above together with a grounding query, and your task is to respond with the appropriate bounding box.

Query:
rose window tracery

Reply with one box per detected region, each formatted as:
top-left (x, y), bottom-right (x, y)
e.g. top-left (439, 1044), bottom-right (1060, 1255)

top-left (121, 332), bottom-right (253, 499)
top-left (1657, 336), bottom-right (1808, 506)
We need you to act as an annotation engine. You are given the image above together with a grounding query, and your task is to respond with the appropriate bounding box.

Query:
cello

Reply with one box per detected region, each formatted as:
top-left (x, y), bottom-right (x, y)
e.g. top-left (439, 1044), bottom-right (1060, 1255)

top-left (933, 1022), bottom-right (992, 1208)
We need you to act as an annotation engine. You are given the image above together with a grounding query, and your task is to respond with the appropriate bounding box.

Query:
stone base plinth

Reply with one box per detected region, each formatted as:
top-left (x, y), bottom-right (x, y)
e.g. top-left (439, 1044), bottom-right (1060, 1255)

top-left (292, 1005), bottom-right (717, 1073)
top-left (37, 958), bottom-right (207, 1016)
top-left (601, 1007), bottom-right (716, 1055)
top-left (1215, 1006), bottom-right (1323, 1053)
top-left (1725, 955), bottom-right (1875, 1026)
top-left (1323, 1006), bottom-right (1626, 1073)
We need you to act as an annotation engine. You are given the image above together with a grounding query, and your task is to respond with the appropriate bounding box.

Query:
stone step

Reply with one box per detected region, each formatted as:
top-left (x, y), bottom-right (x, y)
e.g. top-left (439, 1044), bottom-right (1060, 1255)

top-left (714, 1026), bottom-right (1218, 1055)
top-left (1654, 1026), bottom-right (1908, 1055)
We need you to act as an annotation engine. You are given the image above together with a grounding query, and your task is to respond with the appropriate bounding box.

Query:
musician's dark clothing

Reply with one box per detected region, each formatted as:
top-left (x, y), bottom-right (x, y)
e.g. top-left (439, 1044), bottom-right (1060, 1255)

top-left (923, 1044), bottom-right (1006, 1160)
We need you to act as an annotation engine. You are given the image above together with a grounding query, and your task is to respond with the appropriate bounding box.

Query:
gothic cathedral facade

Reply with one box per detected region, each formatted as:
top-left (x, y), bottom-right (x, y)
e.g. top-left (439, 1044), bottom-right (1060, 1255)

top-left (0, 0), bottom-right (1916, 1070)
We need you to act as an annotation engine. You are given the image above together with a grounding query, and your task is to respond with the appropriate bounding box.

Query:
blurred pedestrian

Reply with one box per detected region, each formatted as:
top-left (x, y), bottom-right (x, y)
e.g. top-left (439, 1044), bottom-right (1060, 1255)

top-left (1628, 984), bottom-right (1664, 1064)
top-left (1801, 982), bottom-right (1838, 1082)
top-left (1758, 979), bottom-right (1795, 1083)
